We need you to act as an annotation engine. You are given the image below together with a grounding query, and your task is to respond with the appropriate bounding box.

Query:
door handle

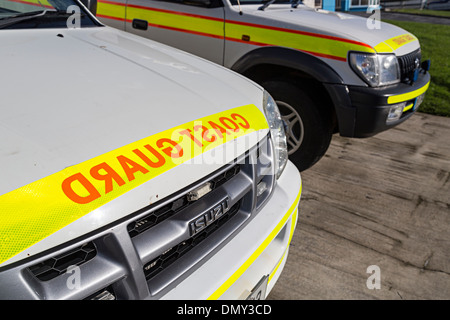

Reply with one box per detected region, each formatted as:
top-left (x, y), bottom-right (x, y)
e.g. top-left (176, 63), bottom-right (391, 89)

top-left (132, 19), bottom-right (148, 31)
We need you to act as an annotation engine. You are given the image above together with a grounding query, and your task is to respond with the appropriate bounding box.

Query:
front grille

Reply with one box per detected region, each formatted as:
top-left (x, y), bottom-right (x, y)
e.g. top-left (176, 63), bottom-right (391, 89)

top-left (2, 134), bottom-right (274, 300)
top-left (127, 165), bottom-right (240, 238)
top-left (28, 242), bottom-right (96, 281)
top-left (398, 49), bottom-right (421, 83)
top-left (143, 201), bottom-right (240, 281)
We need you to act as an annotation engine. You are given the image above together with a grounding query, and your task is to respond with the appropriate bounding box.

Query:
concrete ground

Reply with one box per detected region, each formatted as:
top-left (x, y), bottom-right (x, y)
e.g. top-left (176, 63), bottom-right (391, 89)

top-left (267, 112), bottom-right (450, 299)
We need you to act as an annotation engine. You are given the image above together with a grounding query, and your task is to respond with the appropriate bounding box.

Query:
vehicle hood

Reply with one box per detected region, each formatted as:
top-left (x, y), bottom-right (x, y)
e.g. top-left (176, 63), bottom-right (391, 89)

top-left (1, 26), bottom-right (263, 194)
top-left (247, 5), bottom-right (420, 55)
top-left (0, 26), bottom-right (266, 266)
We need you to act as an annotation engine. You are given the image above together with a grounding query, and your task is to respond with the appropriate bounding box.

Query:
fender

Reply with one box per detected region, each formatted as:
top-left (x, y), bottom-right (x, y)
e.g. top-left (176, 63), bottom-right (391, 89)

top-left (230, 46), bottom-right (345, 85)
top-left (230, 47), bottom-right (357, 137)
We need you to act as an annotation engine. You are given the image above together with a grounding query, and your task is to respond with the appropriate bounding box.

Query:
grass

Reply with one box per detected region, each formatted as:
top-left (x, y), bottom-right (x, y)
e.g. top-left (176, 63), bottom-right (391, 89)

top-left (383, 19), bottom-right (450, 117)
top-left (390, 8), bottom-right (450, 18)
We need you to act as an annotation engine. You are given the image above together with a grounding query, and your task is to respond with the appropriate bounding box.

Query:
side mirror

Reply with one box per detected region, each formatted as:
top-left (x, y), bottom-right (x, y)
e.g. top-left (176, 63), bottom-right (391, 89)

top-left (79, 0), bottom-right (97, 15)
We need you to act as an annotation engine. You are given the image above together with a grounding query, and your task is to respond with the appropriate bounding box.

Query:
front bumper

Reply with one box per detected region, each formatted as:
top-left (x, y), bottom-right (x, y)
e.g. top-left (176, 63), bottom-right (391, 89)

top-left (0, 157), bottom-right (302, 300)
top-left (328, 71), bottom-right (430, 138)
top-left (162, 160), bottom-right (302, 300)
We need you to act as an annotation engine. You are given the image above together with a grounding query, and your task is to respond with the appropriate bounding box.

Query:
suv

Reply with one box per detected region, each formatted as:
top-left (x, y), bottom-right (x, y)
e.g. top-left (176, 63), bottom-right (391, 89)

top-left (94, 0), bottom-right (431, 171)
top-left (0, 0), bottom-right (301, 300)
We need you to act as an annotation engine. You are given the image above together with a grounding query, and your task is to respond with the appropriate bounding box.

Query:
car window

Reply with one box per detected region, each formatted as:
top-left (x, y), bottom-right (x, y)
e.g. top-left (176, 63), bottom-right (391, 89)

top-left (0, 0), bottom-right (100, 29)
top-left (154, 0), bottom-right (224, 9)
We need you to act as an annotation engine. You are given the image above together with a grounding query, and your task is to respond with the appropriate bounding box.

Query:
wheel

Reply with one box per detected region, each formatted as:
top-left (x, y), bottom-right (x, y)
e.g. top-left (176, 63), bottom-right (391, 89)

top-left (261, 79), bottom-right (333, 172)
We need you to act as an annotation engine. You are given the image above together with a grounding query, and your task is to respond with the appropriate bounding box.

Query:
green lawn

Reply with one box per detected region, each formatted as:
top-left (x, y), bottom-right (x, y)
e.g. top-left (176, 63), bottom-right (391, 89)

top-left (383, 19), bottom-right (450, 117)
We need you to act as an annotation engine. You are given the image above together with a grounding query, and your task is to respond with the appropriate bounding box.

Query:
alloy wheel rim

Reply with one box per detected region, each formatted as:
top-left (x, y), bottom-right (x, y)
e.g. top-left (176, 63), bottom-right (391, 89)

top-left (277, 101), bottom-right (304, 155)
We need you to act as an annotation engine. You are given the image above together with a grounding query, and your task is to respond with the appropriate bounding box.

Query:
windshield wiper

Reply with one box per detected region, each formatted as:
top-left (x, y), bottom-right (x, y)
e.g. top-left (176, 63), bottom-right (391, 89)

top-left (0, 10), bottom-right (45, 20)
top-left (291, 0), bottom-right (302, 8)
top-left (0, 10), bottom-right (72, 29)
top-left (258, 0), bottom-right (277, 11)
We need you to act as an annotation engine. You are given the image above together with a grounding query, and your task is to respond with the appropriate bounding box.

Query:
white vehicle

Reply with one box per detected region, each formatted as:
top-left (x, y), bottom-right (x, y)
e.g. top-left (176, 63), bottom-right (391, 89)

top-left (0, 0), bottom-right (302, 300)
top-left (94, 0), bottom-right (431, 171)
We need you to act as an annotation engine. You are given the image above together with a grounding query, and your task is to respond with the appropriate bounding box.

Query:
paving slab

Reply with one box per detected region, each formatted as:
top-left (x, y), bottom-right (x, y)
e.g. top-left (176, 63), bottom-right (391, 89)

top-left (268, 112), bottom-right (450, 300)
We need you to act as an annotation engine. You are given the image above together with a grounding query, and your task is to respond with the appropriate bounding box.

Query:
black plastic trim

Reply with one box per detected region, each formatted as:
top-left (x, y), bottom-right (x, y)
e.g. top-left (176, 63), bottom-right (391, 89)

top-left (230, 46), bottom-right (344, 85)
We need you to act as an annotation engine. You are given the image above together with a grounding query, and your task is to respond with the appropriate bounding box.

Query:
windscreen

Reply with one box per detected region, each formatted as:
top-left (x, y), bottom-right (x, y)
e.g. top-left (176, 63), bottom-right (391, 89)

top-left (0, 0), bottom-right (99, 29)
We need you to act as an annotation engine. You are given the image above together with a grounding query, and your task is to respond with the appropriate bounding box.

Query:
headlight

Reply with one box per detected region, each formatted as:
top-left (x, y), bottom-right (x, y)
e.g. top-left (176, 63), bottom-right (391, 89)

top-left (263, 90), bottom-right (288, 179)
top-left (349, 53), bottom-right (400, 87)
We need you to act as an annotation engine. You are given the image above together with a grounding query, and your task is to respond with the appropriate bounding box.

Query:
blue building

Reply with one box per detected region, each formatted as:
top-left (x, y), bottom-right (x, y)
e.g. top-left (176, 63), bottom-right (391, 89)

top-left (305, 0), bottom-right (381, 12)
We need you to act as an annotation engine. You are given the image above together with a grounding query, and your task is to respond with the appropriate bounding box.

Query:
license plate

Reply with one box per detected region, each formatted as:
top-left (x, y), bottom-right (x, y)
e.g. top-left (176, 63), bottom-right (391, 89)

top-left (246, 275), bottom-right (269, 300)
top-left (414, 93), bottom-right (425, 111)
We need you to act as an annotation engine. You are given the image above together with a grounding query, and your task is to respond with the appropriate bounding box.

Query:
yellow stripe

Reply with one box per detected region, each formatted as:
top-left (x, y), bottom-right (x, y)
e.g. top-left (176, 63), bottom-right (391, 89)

top-left (9, 0), bottom-right (53, 7)
top-left (96, 2), bottom-right (373, 60)
top-left (226, 24), bottom-right (374, 59)
top-left (97, 2), bottom-right (224, 38)
top-left (374, 41), bottom-right (394, 53)
top-left (268, 207), bottom-right (298, 283)
top-left (403, 103), bottom-right (414, 112)
top-left (388, 80), bottom-right (430, 104)
top-left (97, 1), bottom-right (125, 20)
top-left (207, 184), bottom-right (302, 300)
top-left (385, 33), bottom-right (418, 50)
top-left (375, 33), bottom-right (418, 53)
top-left (127, 7), bottom-right (224, 38)
top-left (0, 105), bottom-right (268, 265)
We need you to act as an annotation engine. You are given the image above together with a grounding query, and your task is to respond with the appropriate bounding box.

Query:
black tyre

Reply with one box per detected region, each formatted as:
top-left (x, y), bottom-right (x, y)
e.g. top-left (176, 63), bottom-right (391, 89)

top-left (261, 79), bottom-right (333, 172)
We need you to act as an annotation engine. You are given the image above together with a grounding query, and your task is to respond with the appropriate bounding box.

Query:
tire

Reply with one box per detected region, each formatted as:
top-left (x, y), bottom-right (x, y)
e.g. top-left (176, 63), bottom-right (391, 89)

top-left (261, 79), bottom-right (333, 172)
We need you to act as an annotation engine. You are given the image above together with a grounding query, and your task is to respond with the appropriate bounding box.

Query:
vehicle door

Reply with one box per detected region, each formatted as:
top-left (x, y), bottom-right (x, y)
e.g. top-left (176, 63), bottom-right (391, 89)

top-left (125, 0), bottom-right (225, 65)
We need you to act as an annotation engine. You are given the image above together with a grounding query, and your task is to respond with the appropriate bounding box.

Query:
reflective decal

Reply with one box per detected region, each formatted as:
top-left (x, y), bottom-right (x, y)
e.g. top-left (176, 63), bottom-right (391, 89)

top-left (0, 104), bottom-right (268, 265)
